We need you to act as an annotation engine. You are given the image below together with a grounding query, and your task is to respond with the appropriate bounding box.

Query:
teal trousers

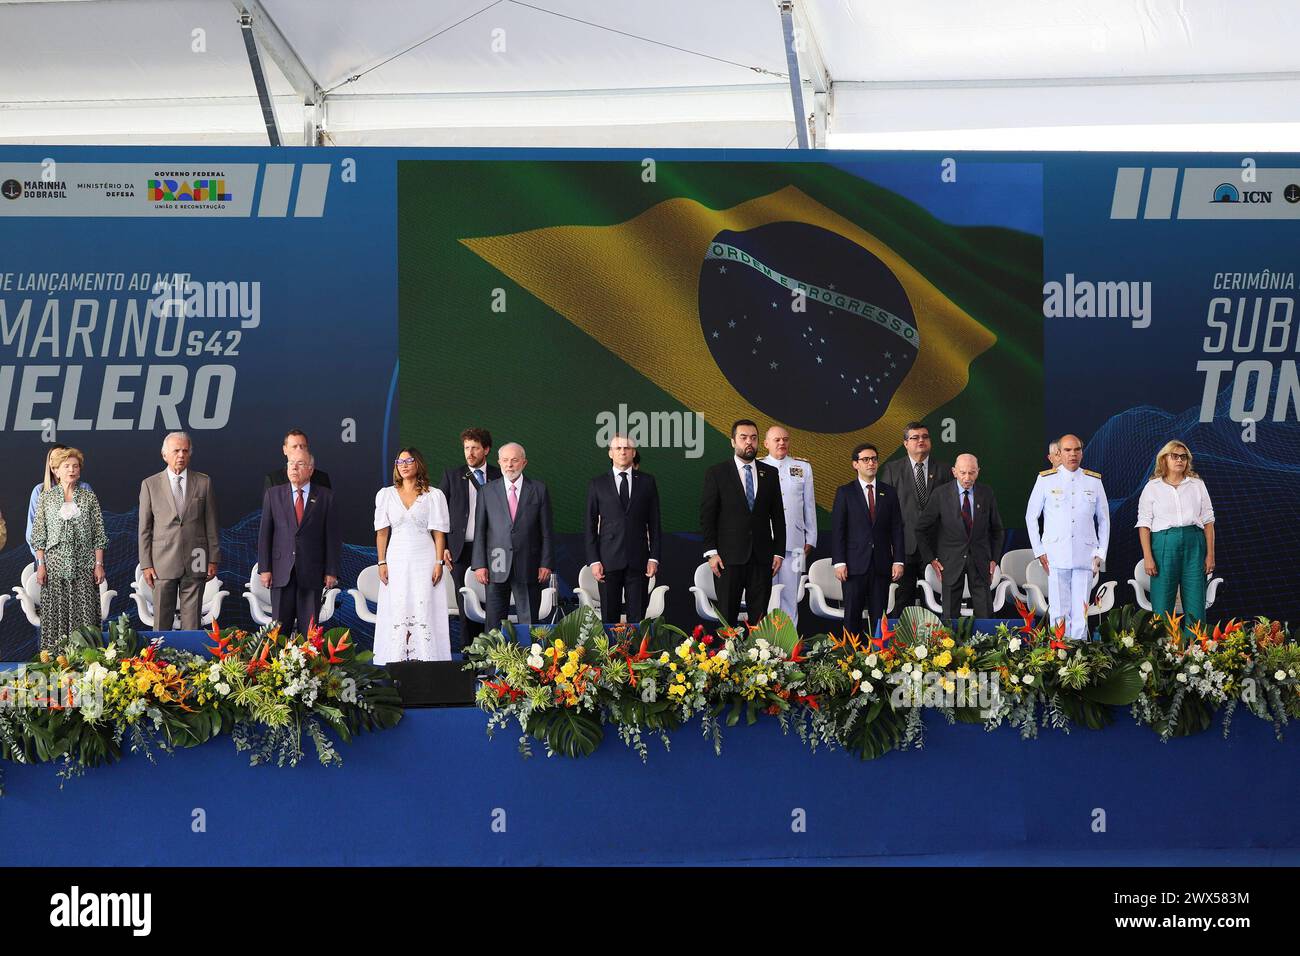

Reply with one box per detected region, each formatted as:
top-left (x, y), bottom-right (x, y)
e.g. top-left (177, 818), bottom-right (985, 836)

top-left (1149, 525), bottom-right (1207, 623)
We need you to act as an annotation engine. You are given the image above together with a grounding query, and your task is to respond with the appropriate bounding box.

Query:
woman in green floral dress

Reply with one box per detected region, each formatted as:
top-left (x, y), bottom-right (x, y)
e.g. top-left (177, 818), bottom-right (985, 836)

top-left (31, 447), bottom-right (108, 650)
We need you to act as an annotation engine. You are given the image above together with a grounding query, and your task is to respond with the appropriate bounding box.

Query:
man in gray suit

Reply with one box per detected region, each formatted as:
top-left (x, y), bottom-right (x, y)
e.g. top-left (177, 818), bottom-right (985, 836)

top-left (138, 431), bottom-right (220, 630)
top-left (915, 454), bottom-right (1005, 619)
top-left (878, 420), bottom-right (952, 609)
top-left (472, 442), bottom-right (554, 633)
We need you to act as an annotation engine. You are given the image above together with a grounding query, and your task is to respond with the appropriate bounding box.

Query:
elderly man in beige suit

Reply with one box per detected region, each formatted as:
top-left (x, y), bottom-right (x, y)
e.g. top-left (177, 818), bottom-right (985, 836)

top-left (138, 431), bottom-right (221, 630)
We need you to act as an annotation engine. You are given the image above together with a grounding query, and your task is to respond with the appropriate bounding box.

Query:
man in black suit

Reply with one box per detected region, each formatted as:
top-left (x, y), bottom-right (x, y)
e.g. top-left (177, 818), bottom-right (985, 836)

top-left (438, 427), bottom-right (500, 649)
top-left (265, 428), bottom-right (332, 490)
top-left (257, 451), bottom-right (342, 635)
top-left (878, 421), bottom-right (951, 609)
top-left (831, 442), bottom-right (905, 634)
top-left (585, 435), bottom-right (662, 624)
top-left (699, 419), bottom-right (786, 626)
top-left (915, 453), bottom-right (1005, 620)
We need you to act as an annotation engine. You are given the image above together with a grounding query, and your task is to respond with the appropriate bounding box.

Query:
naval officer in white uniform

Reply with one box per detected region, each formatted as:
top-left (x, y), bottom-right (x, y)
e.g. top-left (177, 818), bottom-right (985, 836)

top-left (1025, 433), bottom-right (1110, 641)
top-left (762, 426), bottom-right (816, 626)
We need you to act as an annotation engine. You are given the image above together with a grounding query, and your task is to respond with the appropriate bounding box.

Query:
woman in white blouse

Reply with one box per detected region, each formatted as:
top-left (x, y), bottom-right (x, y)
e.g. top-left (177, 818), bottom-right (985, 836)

top-left (1135, 440), bottom-right (1215, 623)
top-left (373, 447), bottom-right (452, 663)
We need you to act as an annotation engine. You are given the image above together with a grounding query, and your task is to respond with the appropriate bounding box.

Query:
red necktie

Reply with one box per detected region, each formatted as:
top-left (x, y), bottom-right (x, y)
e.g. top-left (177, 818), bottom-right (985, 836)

top-left (867, 483), bottom-right (876, 522)
top-left (961, 489), bottom-right (973, 536)
top-left (295, 488), bottom-right (304, 525)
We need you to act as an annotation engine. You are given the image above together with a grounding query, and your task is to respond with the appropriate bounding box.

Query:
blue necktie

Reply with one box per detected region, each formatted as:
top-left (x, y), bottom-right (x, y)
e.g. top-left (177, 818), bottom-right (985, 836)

top-left (744, 464), bottom-right (755, 511)
top-left (473, 468), bottom-right (484, 485)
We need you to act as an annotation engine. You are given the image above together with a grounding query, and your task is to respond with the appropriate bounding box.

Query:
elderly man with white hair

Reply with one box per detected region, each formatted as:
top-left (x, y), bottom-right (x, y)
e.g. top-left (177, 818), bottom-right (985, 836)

top-left (914, 453), bottom-right (1005, 620)
top-left (471, 442), bottom-right (555, 633)
top-left (138, 431), bottom-right (221, 630)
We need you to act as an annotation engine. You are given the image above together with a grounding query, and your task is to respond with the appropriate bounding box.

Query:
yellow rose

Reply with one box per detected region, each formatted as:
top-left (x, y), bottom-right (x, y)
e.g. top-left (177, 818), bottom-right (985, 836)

top-left (934, 650), bottom-right (952, 668)
top-left (941, 637), bottom-right (955, 649)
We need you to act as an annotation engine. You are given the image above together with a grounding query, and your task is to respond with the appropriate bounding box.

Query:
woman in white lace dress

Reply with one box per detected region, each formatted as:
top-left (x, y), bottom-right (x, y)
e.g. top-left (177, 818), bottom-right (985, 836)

top-left (373, 447), bottom-right (451, 663)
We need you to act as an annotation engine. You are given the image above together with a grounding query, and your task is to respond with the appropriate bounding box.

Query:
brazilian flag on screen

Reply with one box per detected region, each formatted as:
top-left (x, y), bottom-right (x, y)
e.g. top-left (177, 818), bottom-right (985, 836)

top-left (397, 161), bottom-right (1042, 532)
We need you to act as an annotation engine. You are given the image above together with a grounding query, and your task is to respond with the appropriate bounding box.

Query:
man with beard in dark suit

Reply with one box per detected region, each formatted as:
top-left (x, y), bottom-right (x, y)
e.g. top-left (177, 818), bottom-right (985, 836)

top-left (879, 421), bottom-right (951, 608)
top-left (699, 419), bottom-right (786, 626)
top-left (438, 427), bottom-right (500, 651)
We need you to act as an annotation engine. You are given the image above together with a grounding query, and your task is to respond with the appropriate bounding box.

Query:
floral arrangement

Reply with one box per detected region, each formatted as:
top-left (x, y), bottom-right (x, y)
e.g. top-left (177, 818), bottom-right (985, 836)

top-left (466, 602), bottom-right (1300, 761)
top-left (0, 615), bottom-right (402, 791)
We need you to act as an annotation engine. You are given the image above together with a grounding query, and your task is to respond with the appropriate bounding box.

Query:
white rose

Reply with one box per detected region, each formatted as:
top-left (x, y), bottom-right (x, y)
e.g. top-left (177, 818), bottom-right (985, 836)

top-left (914, 645), bottom-right (928, 659)
top-left (1121, 636), bottom-right (1134, 648)
top-left (530, 643), bottom-right (542, 654)
top-left (911, 670), bottom-right (922, 681)
top-left (865, 654), bottom-right (878, 667)
top-left (1010, 674), bottom-right (1020, 684)
top-left (717, 649), bottom-right (730, 661)
top-left (871, 669), bottom-right (883, 680)
top-left (1023, 674), bottom-right (1035, 686)
top-left (755, 673), bottom-right (769, 685)
top-left (1189, 665), bottom-right (1200, 675)
top-left (215, 682), bottom-right (231, 696)
top-left (1140, 661), bottom-right (1153, 673)
top-left (1275, 670), bottom-right (1288, 681)
top-left (850, 669), bottom-right (863, 681)
top-left (1008, 638), bottom-right (1022, 652)
top-left (1176, 673), bottom-right (1188, 683)
top-left (747, 648), bottom-right (759, 661)
top-left (759, 648), bottom-right (771, 662)
top-left (902, 662), bottom-right (913, 673)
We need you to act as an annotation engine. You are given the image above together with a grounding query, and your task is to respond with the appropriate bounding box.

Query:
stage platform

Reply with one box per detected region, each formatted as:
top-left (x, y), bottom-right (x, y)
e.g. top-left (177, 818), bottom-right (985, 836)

top-left (2, 696), bottom-right (1297, 866)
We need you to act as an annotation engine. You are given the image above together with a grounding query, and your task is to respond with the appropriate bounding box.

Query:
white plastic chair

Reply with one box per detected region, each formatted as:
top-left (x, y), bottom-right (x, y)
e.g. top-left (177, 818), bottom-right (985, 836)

top-left (1129, 559), bottom-right (1223, 613)
top-left (799, 557), bottom-right (901, 626)
top-left (459, 568), bottom-right (557, 625)
top-left (243, 562), bottom-right (340, 627)
top-left (13, 561), bottom-right (118, 627)
top-left (998, 548), bottom-right (1036, 606)
top-left (574, 564), bottom-right (668, 621)
top-left (129, 574), bottom-right (227, 629)
top-left (688, 561), bottom-right (784, 625)
top-left (918, 562), bottom-right (1017, 616)
top-left (347, 565), bottom-right (381, 624)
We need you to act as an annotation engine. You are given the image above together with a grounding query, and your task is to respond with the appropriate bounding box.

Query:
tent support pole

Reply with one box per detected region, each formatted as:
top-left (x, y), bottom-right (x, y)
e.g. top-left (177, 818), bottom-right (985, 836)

top-left (238, 12), bottom-right (282, 146)
top-left (778, 1), bottom-right (809, 148)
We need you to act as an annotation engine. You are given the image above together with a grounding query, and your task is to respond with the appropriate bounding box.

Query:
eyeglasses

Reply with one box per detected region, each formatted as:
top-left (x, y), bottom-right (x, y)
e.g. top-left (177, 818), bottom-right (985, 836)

top-left (1168, 452), bottom-right (1189, 461)
top-left (394, 457), bottom-right (417, 466)
top-left (905, 434), bottom-right (930, 442)
top-left (855, 455), bottom-right (878, 463)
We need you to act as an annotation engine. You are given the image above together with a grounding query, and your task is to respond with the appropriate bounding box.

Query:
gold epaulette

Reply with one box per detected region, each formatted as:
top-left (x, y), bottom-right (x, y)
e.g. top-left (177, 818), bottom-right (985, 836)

top-left (1038, 468), bottom-right (1056, 477)
top-left (1083, 469), bottom-right (1102, 478)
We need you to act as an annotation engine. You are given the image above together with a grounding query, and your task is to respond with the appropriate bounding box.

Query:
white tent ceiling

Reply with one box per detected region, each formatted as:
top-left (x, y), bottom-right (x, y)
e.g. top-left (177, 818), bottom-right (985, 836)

top-left (1, 0), bottom-right (1297, 149)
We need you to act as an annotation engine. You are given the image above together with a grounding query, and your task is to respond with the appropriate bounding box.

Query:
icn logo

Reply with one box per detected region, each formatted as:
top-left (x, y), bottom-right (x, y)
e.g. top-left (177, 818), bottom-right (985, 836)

top-left (1, 179), bottom-right (21, 200)
top-left (1212, 183), bottom-right (1240, 203)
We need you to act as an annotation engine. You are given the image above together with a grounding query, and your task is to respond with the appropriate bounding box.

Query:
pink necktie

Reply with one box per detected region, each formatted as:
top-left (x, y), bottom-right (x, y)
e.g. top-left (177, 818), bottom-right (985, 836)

top-left (508, 481), bottom-right (518, 520)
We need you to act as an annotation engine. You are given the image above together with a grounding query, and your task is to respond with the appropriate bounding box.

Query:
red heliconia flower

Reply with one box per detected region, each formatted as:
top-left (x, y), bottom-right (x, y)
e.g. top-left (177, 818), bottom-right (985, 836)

top-left (326, 630), bottom-right (352, 664)
top-left (1049, 618), bottom-right (1068, 650)
top-left (788, 640), bottom-right (807, 664)
top-left (1014, 598), bottom-right (1037, 635)
top-left (702, 635), bottom-right (714, 646)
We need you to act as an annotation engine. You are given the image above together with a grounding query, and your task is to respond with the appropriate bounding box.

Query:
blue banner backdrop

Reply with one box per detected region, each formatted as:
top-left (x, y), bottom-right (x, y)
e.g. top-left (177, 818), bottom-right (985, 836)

top-left (2, 147), bottom-right (1297, 659)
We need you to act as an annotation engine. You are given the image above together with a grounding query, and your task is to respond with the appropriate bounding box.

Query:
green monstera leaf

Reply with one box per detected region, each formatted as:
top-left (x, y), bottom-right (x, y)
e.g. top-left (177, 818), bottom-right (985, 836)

top-left (528, 708), bottom-right (604, 758)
